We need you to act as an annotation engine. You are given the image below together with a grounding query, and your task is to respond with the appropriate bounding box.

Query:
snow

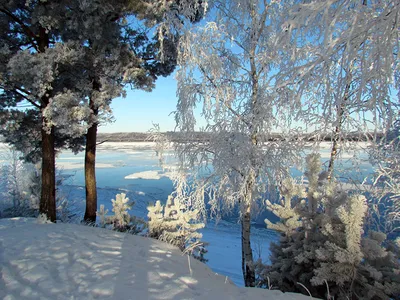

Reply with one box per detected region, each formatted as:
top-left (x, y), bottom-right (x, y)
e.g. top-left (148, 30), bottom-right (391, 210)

top-left (0, 218), bottom-right (313, 300)
top-left (310, 141), bottom-right (371, 150)
top-left (57, 162), bottom-right (115, 170)
top-left (124, 170), bottom-right (174, 180)
top-left (97, 142), bottom-right (158, 152)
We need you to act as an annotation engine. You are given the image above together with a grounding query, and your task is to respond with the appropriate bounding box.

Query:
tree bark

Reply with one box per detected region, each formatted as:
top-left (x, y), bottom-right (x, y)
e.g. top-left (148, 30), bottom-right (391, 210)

top-left (239, 4), bottom-right (266, 286)
top-left (241, 202), bottom-right (255, 287)
top-left (241, 174), bottom-right (256, 287)
top-left (40, 124), bottom-right (56, 222)
top-left (83, 84), bottom-right (99, 224)
top-left (38, 22), bottom-right (56, 222)
top-left (83, 121), bottom-right (98, 223)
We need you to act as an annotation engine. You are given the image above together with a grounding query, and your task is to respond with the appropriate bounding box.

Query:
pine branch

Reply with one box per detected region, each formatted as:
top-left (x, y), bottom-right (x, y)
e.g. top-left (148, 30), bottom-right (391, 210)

top-left (9, 88), bottom-right (41, 109)
top-left (0, 7), bottom-right (39, 53)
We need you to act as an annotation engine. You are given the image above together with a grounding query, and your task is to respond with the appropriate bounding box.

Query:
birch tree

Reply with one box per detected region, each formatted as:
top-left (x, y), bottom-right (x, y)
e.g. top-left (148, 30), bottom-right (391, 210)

top-left (370, 118), bottom-right (400, 234)
top-left (174, 0), bottom-right (302, 287)
top-left (275, 0), bottom-right (400, 179)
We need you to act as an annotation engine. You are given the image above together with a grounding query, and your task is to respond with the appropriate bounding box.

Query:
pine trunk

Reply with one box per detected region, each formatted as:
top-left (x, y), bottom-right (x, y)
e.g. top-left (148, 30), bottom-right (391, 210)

top-left (38, 25), bottom-right (56, 222)
top-left (40, 124), bottom-right (56, 222)
top-left (83, 99), bottom-right (99, 224)
top-left (83, 74), bottom-right (100, 223)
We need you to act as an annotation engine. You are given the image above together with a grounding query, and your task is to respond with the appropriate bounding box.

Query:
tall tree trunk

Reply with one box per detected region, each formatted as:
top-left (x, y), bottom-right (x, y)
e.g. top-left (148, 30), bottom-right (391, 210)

top-left (38, 23), bottom-right (56, 222)
top-left (83, 82), bottom-right (100, 223)
top-left (240, 2), bottom-right (267, 287)
top-left (241, 202), bottom-right (255, 287)
top-left (40, 124), bottom-right (56, 222)
top-left (84, 119), bottom-right (98, 223)
top-left (241, 173), bottom-right (256, 287)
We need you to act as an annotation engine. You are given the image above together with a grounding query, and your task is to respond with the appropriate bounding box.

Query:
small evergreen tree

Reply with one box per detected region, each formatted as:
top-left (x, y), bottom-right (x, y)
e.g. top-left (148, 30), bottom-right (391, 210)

top-left (96, 204), bottom-right (109, 228)
top-left (111, 193), bottom-right (132, 230)
top-left (257, 154), bottom-right (400, 299)
top-left (96, 193), bottom-right (147, 234)
top-left (147, 195), bottom-right (206, 261)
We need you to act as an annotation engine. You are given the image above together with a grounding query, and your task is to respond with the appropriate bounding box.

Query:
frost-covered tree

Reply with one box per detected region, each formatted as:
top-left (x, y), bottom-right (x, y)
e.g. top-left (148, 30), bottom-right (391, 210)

top-left (0, 0), bottom-right (201, 223)
top-left (275, 0), bottom-right (400, 179)
top-left (65, 0), bottom-right (205, 223)
top-left (0, 0), bottom-right (93, 221)
top-left (0, 148), bottom-right (34, 213)
top-left (173, 0), bottom-right (303, 286)
top-left (258, 154), bottom-right (400, 299)
top-left (0, 109), bottom-right (84, 164)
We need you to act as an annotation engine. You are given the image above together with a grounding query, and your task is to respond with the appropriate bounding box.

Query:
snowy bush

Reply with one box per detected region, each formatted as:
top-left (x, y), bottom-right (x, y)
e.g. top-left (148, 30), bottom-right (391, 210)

top-left (257, 154), bottom-right (400, 299)
top-left (0, 147), bottom-right (77, 222)
top-left (97, 193), bottom-right (147, 234)
top-left (148, 195), bottom-right (207, 262)
top-left (0, 149), bottom-right (35, 216)
top-left (36, 213), bottom-right (52, 224)
top-left (111, 193), bottom-right (131, 229)
top-left (96, 204), bottom-right (109, 228)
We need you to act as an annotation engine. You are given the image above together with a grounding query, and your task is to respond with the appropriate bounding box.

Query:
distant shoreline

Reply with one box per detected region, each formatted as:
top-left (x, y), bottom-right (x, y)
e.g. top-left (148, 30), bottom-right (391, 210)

top-left (97, 131), bottom-right (382, 143)
top-left (0, 131), bottom-right (382, 147)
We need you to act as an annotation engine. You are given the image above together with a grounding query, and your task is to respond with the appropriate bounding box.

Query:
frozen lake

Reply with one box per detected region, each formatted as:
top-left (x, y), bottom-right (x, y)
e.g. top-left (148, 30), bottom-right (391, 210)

top-left (0, 141), bottom-right (375, 286)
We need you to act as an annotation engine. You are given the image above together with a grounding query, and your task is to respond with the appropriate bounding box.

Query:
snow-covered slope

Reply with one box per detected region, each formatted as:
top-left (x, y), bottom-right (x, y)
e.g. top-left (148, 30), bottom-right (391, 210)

top-left (0, 218), bottom-right (312, 300)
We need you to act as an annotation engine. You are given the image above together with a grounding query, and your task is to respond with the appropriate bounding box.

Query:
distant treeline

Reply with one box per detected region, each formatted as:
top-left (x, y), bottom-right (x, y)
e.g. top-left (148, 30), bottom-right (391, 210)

top-left (97, 132), bottom-right (384, 143)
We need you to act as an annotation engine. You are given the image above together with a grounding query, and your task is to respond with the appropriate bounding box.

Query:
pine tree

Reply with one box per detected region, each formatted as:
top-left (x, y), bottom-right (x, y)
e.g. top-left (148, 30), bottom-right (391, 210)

top-left (147, 195), bottom-right (206, 259)
top-left (259, 154), bottom-right (400, 299)
top-left (111, 193), bottom-right (132, 231)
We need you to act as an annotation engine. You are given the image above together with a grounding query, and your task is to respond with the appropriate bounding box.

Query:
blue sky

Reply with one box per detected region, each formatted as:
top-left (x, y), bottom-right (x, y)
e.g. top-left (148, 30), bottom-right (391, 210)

top-left (99, 75), bottom-right (179, 133)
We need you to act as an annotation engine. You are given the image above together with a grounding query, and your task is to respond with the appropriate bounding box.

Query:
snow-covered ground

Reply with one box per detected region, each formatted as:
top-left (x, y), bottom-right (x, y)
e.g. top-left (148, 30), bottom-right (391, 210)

top-left (0, 218), bottom-right (313, 300)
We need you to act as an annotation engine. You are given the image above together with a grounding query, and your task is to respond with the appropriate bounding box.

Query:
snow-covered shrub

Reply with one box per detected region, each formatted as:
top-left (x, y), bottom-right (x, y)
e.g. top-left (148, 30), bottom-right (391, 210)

top-left (98, 193), bottom-right (147, 234)
top-left (111, 193), bottom-right (131, 229)
top-left (257, 154), bottom-right (400, 299)
top-left (0, 147), bottom-right (77, 222)
top-left (148, 195), bottom-right (207, 261)
top-left (37, 213), bottom-right (52, 224)
top-left (96, 204), bottom-right (108, 228)
top-left (0, 149), bottom-right (39, 218)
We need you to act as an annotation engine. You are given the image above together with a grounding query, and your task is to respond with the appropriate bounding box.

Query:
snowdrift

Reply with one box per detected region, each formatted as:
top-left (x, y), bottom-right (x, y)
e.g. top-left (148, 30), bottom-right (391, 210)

top-left (0, 218), bottom-right (312, 300)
